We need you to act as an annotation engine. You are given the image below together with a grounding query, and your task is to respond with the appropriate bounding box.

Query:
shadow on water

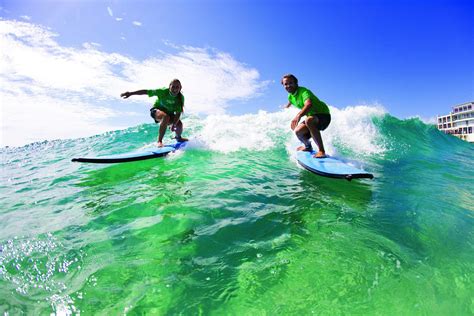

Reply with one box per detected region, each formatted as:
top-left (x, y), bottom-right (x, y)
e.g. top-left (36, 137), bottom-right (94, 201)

top-left (299, 170), bottom-right (374, 206)
top-left (75, 156), bottom-right (176, 187)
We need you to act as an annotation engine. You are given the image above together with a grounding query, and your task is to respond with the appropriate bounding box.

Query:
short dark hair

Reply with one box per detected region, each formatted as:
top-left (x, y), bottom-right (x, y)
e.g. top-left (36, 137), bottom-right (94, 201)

top-left (281, 74), bottom-right (298, 85)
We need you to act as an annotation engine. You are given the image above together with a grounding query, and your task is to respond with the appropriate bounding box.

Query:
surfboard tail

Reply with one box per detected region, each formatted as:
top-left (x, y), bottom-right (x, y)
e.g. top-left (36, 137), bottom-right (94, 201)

top-left (345, 173), bottom-right (374, 181)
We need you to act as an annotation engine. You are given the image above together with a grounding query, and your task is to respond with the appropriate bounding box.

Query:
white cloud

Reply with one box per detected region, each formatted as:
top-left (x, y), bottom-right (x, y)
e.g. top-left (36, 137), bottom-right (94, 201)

top-left (1, 93), bottom-right (124, 146)
top-left (125, 46), bottom-right (267, 114)
top-left (116, 17), bottom-right (123, 22)
top-left (82, 42), bottom-right (101, 49)
top-left (20, 15), bottom-right (31, 21)
top-left (132, 21), bottom-right (142, 26)
top-left (107, 7), bottom-right (113, 17)
top-left (0, 20), bottom-right (268, 147)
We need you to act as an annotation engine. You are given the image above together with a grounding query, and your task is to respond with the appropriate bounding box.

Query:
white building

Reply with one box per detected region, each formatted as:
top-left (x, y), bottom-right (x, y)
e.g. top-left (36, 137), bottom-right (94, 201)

top-left (437, 101), bottom-right (474, 143)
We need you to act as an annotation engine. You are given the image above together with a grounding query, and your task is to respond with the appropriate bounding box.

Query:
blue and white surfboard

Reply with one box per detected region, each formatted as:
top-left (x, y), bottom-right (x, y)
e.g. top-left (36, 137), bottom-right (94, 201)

top-left (72, 141), bottom-right (187, 164)
top-left (296, 150), bottom-right (374, 181)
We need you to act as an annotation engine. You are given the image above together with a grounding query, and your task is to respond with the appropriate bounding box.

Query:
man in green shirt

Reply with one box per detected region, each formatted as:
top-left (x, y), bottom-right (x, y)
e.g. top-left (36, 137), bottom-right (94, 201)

top-left (281, 74), bottom-right (331, 158)
top-left (121, 79), bottom-right (188, 147)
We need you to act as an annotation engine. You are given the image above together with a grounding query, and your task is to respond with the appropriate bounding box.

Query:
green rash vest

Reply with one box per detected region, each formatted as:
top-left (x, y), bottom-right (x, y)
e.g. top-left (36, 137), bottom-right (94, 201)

top-left (147, 88), bottom-right (184, 114)
top-left (288, 86), bottom-right (330, 116)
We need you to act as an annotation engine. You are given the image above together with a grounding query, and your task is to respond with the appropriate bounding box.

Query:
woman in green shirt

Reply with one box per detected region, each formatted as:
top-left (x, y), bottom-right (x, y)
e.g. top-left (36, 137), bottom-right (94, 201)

top-left (121, 79), bottom-right (188, 147)
top-left (281, 74), bottom-right (331, 158)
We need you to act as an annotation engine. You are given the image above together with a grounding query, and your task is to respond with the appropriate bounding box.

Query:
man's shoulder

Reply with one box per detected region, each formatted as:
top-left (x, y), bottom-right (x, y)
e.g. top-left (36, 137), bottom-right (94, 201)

top-left (298, 86), bottom-right (313, 94)
top-left (298, 86), bottom-right (314, 98)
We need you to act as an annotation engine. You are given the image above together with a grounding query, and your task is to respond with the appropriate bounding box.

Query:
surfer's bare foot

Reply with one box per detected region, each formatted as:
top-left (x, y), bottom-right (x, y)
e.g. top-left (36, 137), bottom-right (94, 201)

top-left (296, 145), bottom-right (312, 151)
top-left (314, 151), bottom-right (327, 158)
top-left (176, 136), bottom-right (188, 142)
top-left (157, 141), bottom-right (164, 147)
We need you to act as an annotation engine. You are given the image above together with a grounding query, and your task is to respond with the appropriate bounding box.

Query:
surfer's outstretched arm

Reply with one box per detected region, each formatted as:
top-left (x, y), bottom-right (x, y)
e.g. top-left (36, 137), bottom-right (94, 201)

top-left (121, 90), bottom-right (148, 99)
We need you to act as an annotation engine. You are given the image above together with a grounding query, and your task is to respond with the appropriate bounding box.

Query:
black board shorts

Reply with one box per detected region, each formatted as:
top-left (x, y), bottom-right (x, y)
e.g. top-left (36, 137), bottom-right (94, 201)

top-left (307, 113), bottom-right (331, 131)
top-left (150, 108), bottom-right (176, 124)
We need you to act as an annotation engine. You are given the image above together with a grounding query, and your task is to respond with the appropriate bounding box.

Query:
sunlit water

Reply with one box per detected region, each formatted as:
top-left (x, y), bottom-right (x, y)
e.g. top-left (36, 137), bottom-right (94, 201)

top-left (1, 107), bottom-right (473, 314)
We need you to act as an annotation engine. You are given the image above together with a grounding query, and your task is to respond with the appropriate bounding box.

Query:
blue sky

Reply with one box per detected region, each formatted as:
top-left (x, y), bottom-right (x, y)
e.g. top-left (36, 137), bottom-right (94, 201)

top-left (1, 0), bottom-right (473, 146)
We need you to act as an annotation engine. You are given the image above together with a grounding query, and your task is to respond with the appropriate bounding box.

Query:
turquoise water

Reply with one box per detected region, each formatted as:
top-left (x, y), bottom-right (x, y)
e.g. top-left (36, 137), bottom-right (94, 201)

top-left (1, 108), bottom-right (473, 315)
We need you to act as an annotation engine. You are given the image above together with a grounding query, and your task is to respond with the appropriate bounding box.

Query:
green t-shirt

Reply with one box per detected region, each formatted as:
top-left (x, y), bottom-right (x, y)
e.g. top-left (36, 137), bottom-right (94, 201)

top-left (288, 86), bottom-right (330, 116)
top-left (147, 88), bottom-right (184, 114)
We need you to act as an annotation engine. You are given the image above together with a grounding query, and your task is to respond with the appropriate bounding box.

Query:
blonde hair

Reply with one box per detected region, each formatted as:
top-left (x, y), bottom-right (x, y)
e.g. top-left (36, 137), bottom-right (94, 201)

top-left (169, 79), bottom-right (184, 112)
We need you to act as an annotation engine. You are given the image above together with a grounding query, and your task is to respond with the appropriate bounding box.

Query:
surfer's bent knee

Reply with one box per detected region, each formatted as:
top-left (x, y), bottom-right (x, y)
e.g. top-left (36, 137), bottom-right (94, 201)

top-left (305, 116), bottom-right (319, 126)
top-left (150, 108), bottom-right (176, 125)
top-left (305, 114), bottom-right (331, 131)
top-left (295, 124), bottom-right (309, 136)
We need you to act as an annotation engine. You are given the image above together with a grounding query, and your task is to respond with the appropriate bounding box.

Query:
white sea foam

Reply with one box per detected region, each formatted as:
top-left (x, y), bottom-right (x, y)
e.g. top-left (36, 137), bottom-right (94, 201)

top-left (191, 105), bottom-right (386, 157)
top-left (195, 110), bottom-right (293, 153)
top-left (325, 105), bottom-right (387, 156)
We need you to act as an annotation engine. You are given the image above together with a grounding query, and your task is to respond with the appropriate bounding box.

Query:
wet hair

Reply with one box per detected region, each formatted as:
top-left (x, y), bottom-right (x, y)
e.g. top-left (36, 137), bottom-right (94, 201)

top-left (169, 79), bottom-right (184, 112)
top-left (281, 74), bottom-right (298, 85)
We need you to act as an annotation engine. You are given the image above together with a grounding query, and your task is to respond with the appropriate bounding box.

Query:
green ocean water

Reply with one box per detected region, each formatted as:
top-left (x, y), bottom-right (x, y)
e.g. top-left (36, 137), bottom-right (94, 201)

top-left (1, 108), bottom-right (473, 315)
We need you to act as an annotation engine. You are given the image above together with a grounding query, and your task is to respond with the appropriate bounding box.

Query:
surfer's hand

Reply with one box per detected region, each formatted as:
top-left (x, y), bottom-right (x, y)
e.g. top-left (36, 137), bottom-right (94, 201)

top-left (291, 116), bottom-right (300, 130)
top-left (121, 92), bottom-right (131, 99)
